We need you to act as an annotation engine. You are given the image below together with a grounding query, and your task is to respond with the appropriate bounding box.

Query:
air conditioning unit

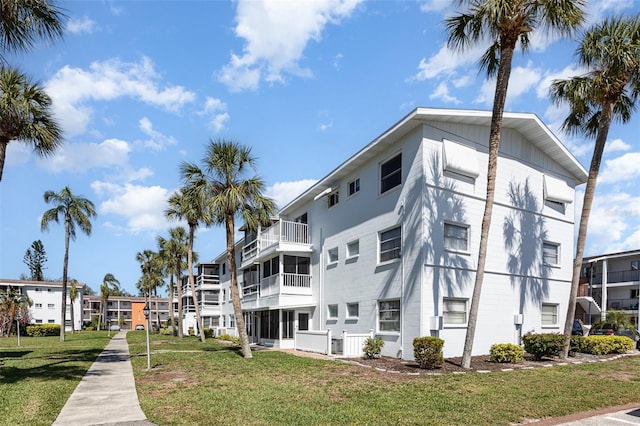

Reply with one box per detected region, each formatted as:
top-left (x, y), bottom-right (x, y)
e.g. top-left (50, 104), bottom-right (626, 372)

top-left (429, 316), bottom-right (443, 331)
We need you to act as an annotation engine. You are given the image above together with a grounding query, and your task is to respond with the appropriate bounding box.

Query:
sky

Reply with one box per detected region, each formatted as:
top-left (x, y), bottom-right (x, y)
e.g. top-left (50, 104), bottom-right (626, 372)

top-left (1, 0), bottom-right (639, 296)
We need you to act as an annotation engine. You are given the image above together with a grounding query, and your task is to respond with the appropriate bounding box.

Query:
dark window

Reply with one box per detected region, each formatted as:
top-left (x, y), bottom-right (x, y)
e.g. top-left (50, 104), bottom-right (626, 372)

top-left (284, 255), bottom-right (310, 275)
top-left (328, 191), bottom-right (339, 207)
top-left (444, 223), bottom-right (468, 251)
top-left (379, 226), bottom-right (401, 262)
top-left (283, 310), bottom-right (295, 339)
top-left (348, 178), bottom-right (360, 196)
top-left (298, 313), bottom-right (309, 331)
top-left (263, 257), bottom-right (279, 278)
top-left (380, 153), bottom-right (401, 194)
top-left (259, 310), bottom-right (279, 340)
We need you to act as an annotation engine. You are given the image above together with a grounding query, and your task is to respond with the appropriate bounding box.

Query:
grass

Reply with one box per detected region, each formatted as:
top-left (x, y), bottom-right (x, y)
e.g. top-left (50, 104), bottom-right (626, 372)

top-left (128, 333), bottom-right (640, 425)
top-left (0, 331), bottom-right (111, 426)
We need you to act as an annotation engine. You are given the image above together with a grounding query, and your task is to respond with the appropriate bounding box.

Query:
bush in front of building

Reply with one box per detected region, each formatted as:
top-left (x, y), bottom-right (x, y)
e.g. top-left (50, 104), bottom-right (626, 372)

top-left (489, 343), bottom-right (524, 363)
top-left (203, 328), bottom-right (214, 338)
top-left (413, 336), bottom-right (444, 369)
top-left (217, 333), bottom-right (240, 344)
top-left (363, 337), bottom-right (384, 359)
top-left (26, 324), bottom-right (60, 337)
top-left (582, 335), bottom-right (634, 355)
top-left (522, 333), bottom-right (565, 360)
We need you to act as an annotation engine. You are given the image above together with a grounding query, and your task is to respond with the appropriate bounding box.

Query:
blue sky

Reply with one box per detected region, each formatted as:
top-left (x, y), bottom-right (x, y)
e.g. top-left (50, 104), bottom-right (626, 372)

top-left (1, 0), bottom-right (639, 296)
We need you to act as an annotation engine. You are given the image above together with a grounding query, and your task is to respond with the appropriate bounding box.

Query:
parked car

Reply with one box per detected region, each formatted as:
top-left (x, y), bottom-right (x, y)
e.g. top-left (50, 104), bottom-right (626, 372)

top-left (109, 324), bottom-right (121, 331)
top-left (135, 324), bottom-right (145, 331)
top-left (589, 323), bottom-right (616, 335)
top-left (572, 320), bottom-right (584, 336)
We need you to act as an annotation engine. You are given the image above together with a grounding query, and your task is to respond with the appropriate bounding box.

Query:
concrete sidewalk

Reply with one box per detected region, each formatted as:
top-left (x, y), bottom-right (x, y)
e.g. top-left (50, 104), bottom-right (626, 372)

top-left (53, 330), bottom-right (156, 426)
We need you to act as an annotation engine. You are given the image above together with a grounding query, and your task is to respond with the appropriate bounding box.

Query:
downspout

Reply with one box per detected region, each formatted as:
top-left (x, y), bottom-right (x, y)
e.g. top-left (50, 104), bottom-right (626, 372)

top-left (400, 198), bottom-right (405, 359)
top-left (601, 259), bottom-right (608, 322)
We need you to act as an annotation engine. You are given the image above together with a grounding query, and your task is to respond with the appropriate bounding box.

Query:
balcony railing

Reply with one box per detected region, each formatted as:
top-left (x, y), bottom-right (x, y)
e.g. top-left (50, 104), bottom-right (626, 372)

top-left (196, 273), bottom-right (220, 287)
top-left (261, 273), bottom-right (311, 297)
top-left (608, 298), bottom-right (640, 311)
top-left (242, 220), bottom-right (310, 261)
top-left (591, 269), bottom-right (640, 285)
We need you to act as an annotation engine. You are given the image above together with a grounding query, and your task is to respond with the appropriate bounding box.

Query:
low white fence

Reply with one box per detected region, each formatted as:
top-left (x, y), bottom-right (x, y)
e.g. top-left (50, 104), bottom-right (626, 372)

top-left (341, 330), bottom-right (374, 357)
top-left (294, 329), bottom-right (374, 357)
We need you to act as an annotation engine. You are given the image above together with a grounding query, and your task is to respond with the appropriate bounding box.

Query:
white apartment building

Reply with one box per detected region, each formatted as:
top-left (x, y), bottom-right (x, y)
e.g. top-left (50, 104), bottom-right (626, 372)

top-left (194, 108), bottom-right (588, 359)
top-left (83, 295), bottom-right (171, 330)
top-left (0, 279), bottom-right (84, 331)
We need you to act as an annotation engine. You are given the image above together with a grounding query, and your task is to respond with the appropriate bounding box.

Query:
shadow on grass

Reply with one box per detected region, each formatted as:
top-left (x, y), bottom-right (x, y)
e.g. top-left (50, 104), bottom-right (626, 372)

top-left (0, 350), bottom-right (33, 358)
top-left (0, 348), bottom-right (103, 384)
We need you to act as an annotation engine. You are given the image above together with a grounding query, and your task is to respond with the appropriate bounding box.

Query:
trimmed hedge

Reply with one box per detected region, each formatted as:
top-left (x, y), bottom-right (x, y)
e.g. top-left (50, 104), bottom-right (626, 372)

top-left (413, 336), bottom-right (444, 369)
top-left (582, 335), bottom-right (634, 355)
top-left (522, 333), bottom-right (565, 360)
top-left (26, 324), bottom-right (60, 337)
top-left (203, 328), bottom-right (214, 338)
top-left (489, 343), bottom-right (524, 363)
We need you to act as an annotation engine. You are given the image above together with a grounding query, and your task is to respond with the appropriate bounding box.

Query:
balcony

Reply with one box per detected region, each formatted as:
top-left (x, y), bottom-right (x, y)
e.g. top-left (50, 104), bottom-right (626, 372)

top-left (242, 273), bottom-right (312, 299)
top-left (242, 220), bottom-right (311, 266)
top-left (591, 269), bottom-right (640, 285)
top-left (607, 298), bottom-right (639, 311)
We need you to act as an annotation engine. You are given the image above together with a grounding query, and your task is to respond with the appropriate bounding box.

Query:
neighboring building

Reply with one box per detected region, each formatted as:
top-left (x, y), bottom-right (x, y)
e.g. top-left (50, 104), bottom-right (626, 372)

top-left (83, 295), bottom-right (170, 330)
top-left (179, 263), bottom-right (222, 334)
top-left (578, 249), bottom-right (640, 328)
top-left (188, 108), bottom-right (588, 359)
top-left (0, 279), bottom-right (84, 331)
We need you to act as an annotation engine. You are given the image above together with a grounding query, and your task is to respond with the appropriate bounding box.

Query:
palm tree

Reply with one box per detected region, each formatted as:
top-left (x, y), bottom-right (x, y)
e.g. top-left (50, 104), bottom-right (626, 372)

top-left (100, 273), bottom-right (120, 330)
top-left (0, 0), bottom-right (66, 61)
top-left (0, 66), bottom-right (63, 182)
top-left (550, 15), bottom-right (640, 358)
top-left (41, 186), bottom-right (96, 341)
top-left (182, 139), bottom-right (276, 358)
top-left (166, 186), bottom-right (209, 343)
top-left (69, 279), bottom-right (78, 333)
top-left (0, 287), bottom-right (32, 337)
top-left (446, 0), bottom-right (585, 368)
top-left (158, 227), bottom-right (190, 337)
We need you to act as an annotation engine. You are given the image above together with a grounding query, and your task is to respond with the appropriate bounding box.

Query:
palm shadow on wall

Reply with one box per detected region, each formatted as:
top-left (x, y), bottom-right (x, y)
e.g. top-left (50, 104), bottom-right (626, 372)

top-left (503, 178), bottom-right (550, 333)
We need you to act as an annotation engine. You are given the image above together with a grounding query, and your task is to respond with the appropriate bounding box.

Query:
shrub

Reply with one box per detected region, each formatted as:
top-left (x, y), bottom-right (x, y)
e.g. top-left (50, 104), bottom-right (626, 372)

top-left (413, 336), bottom-right (444, 369)
top-left (218, 333), bottom-right (240, 344)
top-left (160, 328), bottom-right (172, 335)
top-left (570, 335), bottom-right (587, 354)
top-left (363, 337), bottom-right (384, 359)
top-left (85, 326), bottom-right (95, 331)
top-left (203, 328), bottom-right (214, 338)
top-left (582, 335), bottom-right (634, 355)
top-left (26, 324), bottom-right (60, 337)
top-left (522, 333), bottom-right (565, 360)
top-left (489, 343), bottom-right (524, 363)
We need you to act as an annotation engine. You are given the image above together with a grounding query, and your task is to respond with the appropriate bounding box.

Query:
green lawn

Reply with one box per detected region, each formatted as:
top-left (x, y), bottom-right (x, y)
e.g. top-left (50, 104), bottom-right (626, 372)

top-left (0, 331), bottom-right (111, 426)
top-left (128, 333), bottom-right (640, 426)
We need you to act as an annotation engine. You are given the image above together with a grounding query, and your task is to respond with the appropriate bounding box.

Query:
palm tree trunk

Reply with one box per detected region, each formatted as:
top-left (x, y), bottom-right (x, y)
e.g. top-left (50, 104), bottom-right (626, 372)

top-left (177, 260), bottom-right (184, 338)
top-left (155, 286), bottom-right (160, 333)
top-left (228, 216), bottom-right (252, 358)
top-left (169, 272), bottom-right (176, 336)
top-left (70, 301), bottom-right (75, 334)
top-left (187, 225), bottom-right (205, 343)
top-left (461, 43), bottom-right (515, 369)
top-left (0, 139), bottom-right (7, 183)
top-left (60, 215), bottom-right (71, 342)
top-left (560, 101), bottom-right (614, 358)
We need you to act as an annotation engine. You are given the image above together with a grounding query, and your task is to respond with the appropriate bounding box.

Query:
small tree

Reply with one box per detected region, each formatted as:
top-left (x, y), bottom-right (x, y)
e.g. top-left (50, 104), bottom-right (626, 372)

top-left (23, 240), bottom-right (47, 281)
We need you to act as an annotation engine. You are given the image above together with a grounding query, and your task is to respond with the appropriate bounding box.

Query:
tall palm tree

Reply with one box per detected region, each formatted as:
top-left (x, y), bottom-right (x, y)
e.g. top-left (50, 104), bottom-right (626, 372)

top-left (100, 273), bottom-right (120, 331)
top-left (183, 139), bottom-right (275, 359)
top-left (0, 66), bottom-right (63, 182)
top-left (41, 186), bottom-right (96, 342)
top-left (0, 0), bottom-right (66, 61)
top-left (446, 0), bottom-right (585, 368)
top-left (166, 185), bottom-right (210, 343)
top-left (550, 15), bottom-right (640, 358)
top-left (69, 278), bottom-right (78, 333)
top-left (0, 286), bottom-right (32, 337)
top-left (158, 227), bottom-right (190, 337)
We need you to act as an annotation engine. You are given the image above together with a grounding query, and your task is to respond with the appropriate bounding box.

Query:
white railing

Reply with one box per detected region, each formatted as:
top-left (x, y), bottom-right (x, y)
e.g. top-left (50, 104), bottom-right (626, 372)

top-left (196, 273), bottom-right (220, 287)
top-left (242, 283), bottom-right (260, 297)
top-left (342, 330), bottom-right (374, 357)
top-left (242, 220), bottom-right (310, 260)
top-left (295, 330), bottom-right (332, 355)
top-left (283, 273), bottom-right (311, 289)
top-left (259, 273), bottom-right (311, 297)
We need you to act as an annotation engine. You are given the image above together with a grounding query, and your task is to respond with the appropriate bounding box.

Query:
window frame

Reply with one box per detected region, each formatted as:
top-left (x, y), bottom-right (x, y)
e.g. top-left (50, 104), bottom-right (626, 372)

top-left (328, 190), bottom-right (339, 208)
top-left (378, 299), bottom-right (400, 333)
top-left (348, 178), bottom-right (360, 197)
top-left (346, 302), bottom-right (359, 319)
top-left (346, 240), bottom-right (359, 259)
top-left (541, 303), bottom-right (559, 327)
top-left (380, 153), bottom-right (402, 194)
top-left (327, 304), bottom-right (338, 319)
top-left (442, 297), bottom-right (468, 326)
top-left (379, 226), bottom-right (401, 263)
top-left (543, 241), bottom-right (560, 266)
top-left (444, 222), bottom-right (469, 253)
top-left (327, 247), bottom-right (339, 264)
top-left (631, 260), bottom-right (639, 271)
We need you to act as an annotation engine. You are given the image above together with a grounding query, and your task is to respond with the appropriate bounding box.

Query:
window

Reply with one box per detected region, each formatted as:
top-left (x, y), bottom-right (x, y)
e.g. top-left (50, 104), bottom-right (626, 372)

top-left (543, 175), bottom-right (573, 204)
top-left (35, 319), bottom-right (42, 324)
top-left (380, 153), bottom-right (401, 194)
top-left (222, 263), bottom-right (226, 275)
top-left (443, 298), bottom-right (467, 325)
top-left (631, 289), bottom-right (639, 299)
top-left (328, 191), bottom-right (339, 207)
top-left (543, 242), bottom-right (560, 265)
top-left (347, 240), bottom-right (359, 258)
top-left (444, 223), bottom-right (468, 251)
top-left (35, 288), bottom-right (41, 292)
top-left (632, 261), bottom-right (639, 270)
top-left (328, 304), bottom-right (338, 319)
top-left (379, 300), bottom-right (400, 332)
top-left (35, 303), bottom-right (42, 309)
top-left (259, 310), bottom-right (279, 339)
top-left (347, 303), bottom-right (359, 319)
top-left (379, 226), bottom-right (401, 262)
top-left (284, 255), bottom-right (310, 275)
top-left (328, 247), bottom-right (338, 264)
top-left (283, 310), bottom-right (295, 339)
top-left (229, 315), bottom-right (236, 328)
top-left (348, 178), bottom-right (360, 196)
top-left (222, 289), bottom-right (226, 302)
top-left (48, 303), bottom-right (55, 309)
top-left (541, 303), bottom-right (558, 326)
top-left (298, 313), bottom-right (309, 331)
top-left (263, 257), bottom-right (279, 278)
top-left (222, 315), bottom-right (226, 327)
top-left (48, 319), bottom-right (55, 324)
top-left (442, 139), bottom-right (479, 178)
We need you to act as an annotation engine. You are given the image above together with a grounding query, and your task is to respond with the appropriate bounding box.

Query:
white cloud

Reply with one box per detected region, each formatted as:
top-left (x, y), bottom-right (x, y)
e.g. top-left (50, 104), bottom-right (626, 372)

top-left (318, 121), bottom-right (333, 132)
top-left (429, 81), bottom-right (460, 104)
top-left (67, 16), bottom-right (97, 34)
top-left (218, 0), bottom-right (362, 92)
top-left (137, 117), bottom-right (177, 150)
top-left (598, 152), bottom-right (640, 184)
top-left (94, 182), bottom-right (172, 234)
top-left (199, 97), bottom-right (230, 133)
top-left (604, 138), bottom-right (631, 154)
top-left (419, 0), bottom-right (450, 13)
top-left (266, 179), bottom-right (318, 210)
top-left (46, 57), bottom-right (196, 137)
top-left (474, 64), bottom-right (541, 106)
top-left (410, 43), bottom-right (482, 81)
top-left (40, 138), bottom-right (131, 173)
top-left (586, 0), bottom-right (634, 26)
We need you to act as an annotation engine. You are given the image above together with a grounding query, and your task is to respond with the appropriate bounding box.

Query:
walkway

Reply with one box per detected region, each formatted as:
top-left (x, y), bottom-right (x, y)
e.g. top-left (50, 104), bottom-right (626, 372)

top-left (53, 330), bottom-right (156, 426)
